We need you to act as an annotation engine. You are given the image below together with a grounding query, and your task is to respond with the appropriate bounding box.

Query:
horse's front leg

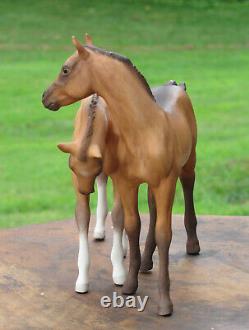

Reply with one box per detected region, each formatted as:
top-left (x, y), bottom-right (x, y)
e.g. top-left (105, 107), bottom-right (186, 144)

top-left (94, 172), bottom-right (108, 240)
top-left (116, 179), bottom-right (140, 295)
top-left (74, 190), bottom-right (91, 293)
top-left (111, 189), bottom-right (127, 285)
top-left (152, 174), bottom-right (177, 316)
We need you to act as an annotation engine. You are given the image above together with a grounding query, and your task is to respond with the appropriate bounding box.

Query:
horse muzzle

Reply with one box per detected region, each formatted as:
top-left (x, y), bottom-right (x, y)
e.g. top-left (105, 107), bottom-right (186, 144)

top-left (42, 90), bottom-right (61, 111)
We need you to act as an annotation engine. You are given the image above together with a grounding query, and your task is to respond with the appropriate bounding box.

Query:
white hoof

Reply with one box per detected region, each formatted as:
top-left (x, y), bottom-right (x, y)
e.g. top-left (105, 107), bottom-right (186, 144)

top-left (113, 271), bottom-right (126, 286)
top-left (75, 281), bottom-right (89, 293)
top-left (93, 229), bottom-right (105, 240)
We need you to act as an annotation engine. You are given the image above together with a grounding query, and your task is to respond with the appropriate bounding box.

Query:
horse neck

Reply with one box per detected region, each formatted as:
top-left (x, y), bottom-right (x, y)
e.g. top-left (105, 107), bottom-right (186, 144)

top-left (90, 54), bottom-right (166, 145)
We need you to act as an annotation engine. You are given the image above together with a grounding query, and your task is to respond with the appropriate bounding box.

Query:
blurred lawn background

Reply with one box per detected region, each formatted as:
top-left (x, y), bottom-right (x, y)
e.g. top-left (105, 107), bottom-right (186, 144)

top-left (0, 0), bottom-right (248, 228)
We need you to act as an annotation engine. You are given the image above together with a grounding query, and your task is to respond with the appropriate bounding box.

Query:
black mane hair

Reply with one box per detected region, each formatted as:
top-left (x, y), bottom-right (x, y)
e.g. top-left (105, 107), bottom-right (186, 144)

top-left (85, 45), bottom-right (155, 101)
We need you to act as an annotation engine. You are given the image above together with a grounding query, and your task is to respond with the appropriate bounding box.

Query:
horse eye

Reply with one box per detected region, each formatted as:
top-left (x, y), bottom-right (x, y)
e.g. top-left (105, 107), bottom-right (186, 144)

top-left (62, 67), bottom-right (70, 75)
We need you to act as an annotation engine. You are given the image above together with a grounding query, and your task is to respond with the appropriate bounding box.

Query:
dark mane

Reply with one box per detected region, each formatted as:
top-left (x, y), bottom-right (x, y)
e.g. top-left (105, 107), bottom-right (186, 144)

top-left (85, 45), bottom-right (155, 101)
top-left (79, 93), bottom-right (99, 160)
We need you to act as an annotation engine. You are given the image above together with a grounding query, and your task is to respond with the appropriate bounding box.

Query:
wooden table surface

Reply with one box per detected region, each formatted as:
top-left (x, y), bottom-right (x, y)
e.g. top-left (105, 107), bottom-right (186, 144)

top-left (0, 214), bottom-right (248, 330)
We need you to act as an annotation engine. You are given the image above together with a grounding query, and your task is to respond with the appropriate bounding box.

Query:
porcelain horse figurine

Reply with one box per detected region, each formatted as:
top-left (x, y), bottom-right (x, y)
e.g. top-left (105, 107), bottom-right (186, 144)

top-left (58, 78), bottom-right (185, 295)
top-left (42, 37), bottom-right (200, 316)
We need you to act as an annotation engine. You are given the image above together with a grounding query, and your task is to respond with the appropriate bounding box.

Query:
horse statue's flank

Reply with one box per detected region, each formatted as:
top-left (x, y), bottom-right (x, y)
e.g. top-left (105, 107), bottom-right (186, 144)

top-left (42, 36), bottom-right (200, 316)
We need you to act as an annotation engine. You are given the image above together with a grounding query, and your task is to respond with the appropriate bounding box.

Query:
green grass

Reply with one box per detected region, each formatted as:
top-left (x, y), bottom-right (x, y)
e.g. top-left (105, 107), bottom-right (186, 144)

top-left (0, 0), bottom-right (249, 228)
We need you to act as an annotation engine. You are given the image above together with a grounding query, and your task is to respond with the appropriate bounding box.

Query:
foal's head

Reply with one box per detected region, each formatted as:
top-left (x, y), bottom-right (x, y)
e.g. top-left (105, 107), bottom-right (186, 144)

top-left (42, 36), bottom-right (93, 111)
top-left (58, 142), bottom-right (102, 195)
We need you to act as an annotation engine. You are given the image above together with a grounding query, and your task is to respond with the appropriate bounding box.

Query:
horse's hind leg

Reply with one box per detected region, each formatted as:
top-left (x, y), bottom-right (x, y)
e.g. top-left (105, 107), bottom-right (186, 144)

top-left (140, 187), bottom-right (156, 272)
top-left (94, 172), bottom-right (108, 240)
top-left (180, 150), bottom-right (200, 255)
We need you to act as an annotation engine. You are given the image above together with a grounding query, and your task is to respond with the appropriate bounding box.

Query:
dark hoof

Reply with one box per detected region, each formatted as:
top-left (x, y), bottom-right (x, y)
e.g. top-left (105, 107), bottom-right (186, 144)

top-left (122, 279), bottom-right (138, 295)
top-left (186, 239), bottom-right (200, 255)
top-left (158, 299), bottom-right (173, 316)
top-left (140, 258), bottom-right (153, 273)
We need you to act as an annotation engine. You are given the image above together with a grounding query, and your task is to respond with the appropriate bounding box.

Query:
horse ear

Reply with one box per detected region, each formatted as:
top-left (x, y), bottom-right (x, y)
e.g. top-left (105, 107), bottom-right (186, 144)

top-left (72, 36), bottom-right (89, 59)
top-left (84, 33), bottom-right (93, 46)
top-left (87, 144), bottom-right (102, 159)
top-left (57, 142), bottom-right (74, 154)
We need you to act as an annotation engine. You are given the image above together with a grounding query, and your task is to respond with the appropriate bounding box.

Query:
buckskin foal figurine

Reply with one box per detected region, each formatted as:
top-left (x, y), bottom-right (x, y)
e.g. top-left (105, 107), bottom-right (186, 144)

top-left (42, 37), bottom-right (200, 316)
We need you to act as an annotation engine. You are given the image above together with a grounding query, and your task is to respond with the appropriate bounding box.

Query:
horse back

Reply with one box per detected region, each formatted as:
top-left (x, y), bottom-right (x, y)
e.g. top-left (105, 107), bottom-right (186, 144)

top-left (152, 84), bottom-right (197, 169)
